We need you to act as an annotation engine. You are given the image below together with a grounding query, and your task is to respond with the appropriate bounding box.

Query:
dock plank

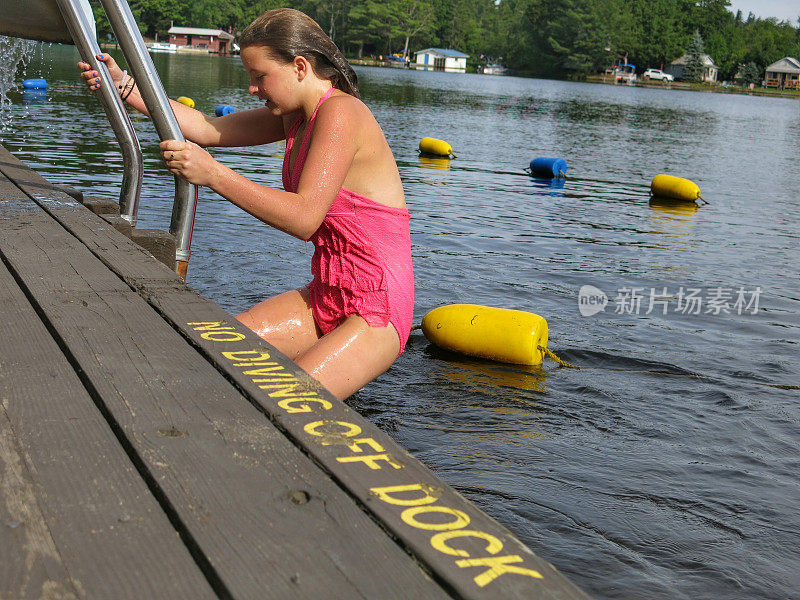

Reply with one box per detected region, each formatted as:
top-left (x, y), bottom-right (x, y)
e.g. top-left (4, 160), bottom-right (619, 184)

top-left (0, 407), bottom-right (77, 600)
top-left (0, 213), bottom-right (215, 597)
top-left (0, 161), bottom-right (450, 599)
top-left (0, 146), bottom-right (591, 599)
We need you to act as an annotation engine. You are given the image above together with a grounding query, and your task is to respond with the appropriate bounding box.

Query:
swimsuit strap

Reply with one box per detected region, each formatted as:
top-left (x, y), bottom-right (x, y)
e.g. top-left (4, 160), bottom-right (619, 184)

top-left (285, 116), bottom-right (304, 148)
top-left (284, 87), bottom-right (337, 189)
top-left (295, 87), bottom-right (336, 162)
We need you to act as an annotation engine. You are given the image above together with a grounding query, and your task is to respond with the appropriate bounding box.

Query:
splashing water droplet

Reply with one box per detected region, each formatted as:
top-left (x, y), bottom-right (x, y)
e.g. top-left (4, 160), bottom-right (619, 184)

top-left (0, 35), bottom-right (37, 133)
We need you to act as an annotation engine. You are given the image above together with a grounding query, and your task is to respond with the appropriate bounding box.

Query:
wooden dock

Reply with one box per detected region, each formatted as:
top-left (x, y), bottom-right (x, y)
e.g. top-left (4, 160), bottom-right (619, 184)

top-left (0, 144), bottom-right (591, 600)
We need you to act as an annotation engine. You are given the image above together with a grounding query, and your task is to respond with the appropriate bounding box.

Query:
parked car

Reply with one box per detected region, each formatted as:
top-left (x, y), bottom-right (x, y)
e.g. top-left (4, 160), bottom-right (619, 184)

top-left (643, 68), bottom-right (674, 81)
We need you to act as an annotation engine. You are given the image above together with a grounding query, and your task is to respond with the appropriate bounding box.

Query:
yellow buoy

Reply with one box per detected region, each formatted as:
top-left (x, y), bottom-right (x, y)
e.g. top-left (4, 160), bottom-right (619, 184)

top-left (421, 304), bottom-right (549, 365)
top-left (419, 137), bottom-right (454, 158)
top-left (650, 174), bottom-right (701, 202)
top-left (176, 96), bottom-right (195, 108)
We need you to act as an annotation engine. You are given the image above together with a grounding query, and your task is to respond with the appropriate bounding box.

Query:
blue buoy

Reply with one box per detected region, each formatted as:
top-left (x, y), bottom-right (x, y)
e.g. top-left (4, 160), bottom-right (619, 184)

top-left (22, 78), bottom-right (48, 90)
top-left (529, 156), bottom-right (568, 178)
top-left (214, 104), bottom-right (236, 116)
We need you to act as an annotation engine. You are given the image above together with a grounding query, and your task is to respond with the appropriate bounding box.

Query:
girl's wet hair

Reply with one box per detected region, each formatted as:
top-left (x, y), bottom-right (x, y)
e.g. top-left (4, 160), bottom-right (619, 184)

top-left (240, 8), bottom-right (360, 99)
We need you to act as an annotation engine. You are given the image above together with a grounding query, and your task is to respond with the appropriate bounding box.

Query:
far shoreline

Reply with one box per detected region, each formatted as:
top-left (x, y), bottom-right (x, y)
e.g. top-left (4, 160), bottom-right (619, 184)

top-left (349, 57), bottom-right (800, 100)
top-left (583, 74), bottom-right (800, 100)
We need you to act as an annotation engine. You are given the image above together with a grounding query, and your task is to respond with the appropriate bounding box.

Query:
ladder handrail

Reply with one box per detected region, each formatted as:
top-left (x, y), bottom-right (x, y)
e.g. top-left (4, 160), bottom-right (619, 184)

top-left (54, 0), bottom-right (142, 225)
top-left (97, 0), bottom-right (197, 278)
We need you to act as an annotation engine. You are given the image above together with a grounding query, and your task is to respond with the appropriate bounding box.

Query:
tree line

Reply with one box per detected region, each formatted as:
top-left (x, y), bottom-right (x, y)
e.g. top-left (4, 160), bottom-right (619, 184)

top-left (90, 0), bottom-right (800, 79)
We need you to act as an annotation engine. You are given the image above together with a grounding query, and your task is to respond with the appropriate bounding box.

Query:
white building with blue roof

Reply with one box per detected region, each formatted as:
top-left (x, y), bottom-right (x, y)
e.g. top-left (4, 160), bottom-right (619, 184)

top-left (414, 48), bottom-right (470, 72)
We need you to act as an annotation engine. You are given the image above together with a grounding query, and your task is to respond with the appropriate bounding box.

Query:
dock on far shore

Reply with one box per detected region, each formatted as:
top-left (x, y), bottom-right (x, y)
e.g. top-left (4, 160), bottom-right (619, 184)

top-left (0, 143), bottom-right (591, 600)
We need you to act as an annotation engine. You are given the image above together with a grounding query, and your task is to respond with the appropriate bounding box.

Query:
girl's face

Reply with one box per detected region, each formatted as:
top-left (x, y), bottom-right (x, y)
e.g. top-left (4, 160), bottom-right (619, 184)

top-left (241, 46), bottom-right (299, 115)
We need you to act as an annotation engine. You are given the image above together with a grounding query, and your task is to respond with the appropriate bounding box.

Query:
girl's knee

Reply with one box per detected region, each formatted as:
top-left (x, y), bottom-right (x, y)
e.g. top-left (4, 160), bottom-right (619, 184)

top-left (352, 319), bottom-right (401, 367)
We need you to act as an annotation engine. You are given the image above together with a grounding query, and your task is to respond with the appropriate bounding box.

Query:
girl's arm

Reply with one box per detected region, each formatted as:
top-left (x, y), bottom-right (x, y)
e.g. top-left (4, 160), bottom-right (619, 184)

top-left (80, 54), bottom-right (285, 147)
top-left (130, 93), bottom-right (286, 148)
top-left (161, 96), bottom-right (358, 240)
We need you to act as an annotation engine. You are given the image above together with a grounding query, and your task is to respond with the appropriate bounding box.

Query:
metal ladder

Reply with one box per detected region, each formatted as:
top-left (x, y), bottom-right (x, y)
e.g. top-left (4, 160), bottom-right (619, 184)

top-left (2, 0), bottom-right (197, 278)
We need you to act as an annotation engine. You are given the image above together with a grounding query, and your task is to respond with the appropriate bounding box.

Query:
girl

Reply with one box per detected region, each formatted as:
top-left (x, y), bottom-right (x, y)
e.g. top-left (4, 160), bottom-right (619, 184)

top-left (79, 9), bottom-right (414, 400)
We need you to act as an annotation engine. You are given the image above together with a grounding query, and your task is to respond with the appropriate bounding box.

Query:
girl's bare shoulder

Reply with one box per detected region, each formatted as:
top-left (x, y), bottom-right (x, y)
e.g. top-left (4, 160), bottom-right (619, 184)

top-left (318, 93), bottom-right (376, 126)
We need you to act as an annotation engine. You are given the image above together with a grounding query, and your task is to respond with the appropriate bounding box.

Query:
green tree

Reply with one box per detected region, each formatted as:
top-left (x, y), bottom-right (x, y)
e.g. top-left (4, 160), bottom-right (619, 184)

top-left (692, 0), bottom-right (741, 77)
top-left (303, 0), bottom-right (354, 43)
top-left (241, 0), bottom-right (286, 26)
top-left (565, 0), bottom-right (636, 73)
top-left (396, 0), bottom-right (436, 60)
top-left (348, 0), bottom-right (396, 55)
top-left (739, 61), bottom-right (761, 86)
top-left (488, 0), bottom-right (535, 72)
top-left (741, 17), bottom-right (800, 68)
top-left (87, 1), bottom-right (109, 38)
top-left (684, 30), bottom-right (707, 82)
top-left (627, 0), bottom-right (689, 69)
top-left (543, 0), bottom-right (601, 72)
top-left (128, 0), bottom-right (186, 38)
top-left (184, 0), bottom-right (243, 29)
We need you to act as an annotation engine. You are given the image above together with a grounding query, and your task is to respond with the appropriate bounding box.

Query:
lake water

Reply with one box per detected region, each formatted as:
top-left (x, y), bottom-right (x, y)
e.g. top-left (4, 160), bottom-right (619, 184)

top-left (2, 44), bottom-right (798, 599)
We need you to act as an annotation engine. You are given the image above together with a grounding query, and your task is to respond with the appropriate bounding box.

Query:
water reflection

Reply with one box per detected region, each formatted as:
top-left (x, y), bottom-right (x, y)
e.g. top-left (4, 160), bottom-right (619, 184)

top-left (419, 155), bottom-right (451, 171)
top-left (648, 196), bottom-right (699, 214)
top-left (426, 345), bottom-right (547, 394)
top-left (556, 97), bottom-right (713, 134)
top-left (528, 175), bottom-right (566, 197)
top-left (21, 89), bottom-right (48, 104)
top-left (648, 196), bottom-right (698, 251)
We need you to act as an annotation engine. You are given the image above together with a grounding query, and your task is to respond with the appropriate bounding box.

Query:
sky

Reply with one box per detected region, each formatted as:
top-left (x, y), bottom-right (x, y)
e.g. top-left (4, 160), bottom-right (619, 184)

top-left (727, 1), bottom-right (800, 23)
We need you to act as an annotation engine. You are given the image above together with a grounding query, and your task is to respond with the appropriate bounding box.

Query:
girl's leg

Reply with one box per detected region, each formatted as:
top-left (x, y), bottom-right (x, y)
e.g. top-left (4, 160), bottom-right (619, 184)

top-left (235, 287), bottom-right (321, 360)
top-left (295, 315), bottom-right (401, 400)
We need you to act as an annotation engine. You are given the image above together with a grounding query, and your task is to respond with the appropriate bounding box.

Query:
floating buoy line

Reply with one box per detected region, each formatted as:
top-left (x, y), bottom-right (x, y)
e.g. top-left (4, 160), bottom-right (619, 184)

top-left (11, 94), bottom-right (709, 209)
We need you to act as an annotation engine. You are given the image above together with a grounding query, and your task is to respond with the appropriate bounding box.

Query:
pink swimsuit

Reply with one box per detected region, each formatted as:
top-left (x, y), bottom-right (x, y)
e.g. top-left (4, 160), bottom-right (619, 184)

top-left (282, 89), bottom-right (414, 354)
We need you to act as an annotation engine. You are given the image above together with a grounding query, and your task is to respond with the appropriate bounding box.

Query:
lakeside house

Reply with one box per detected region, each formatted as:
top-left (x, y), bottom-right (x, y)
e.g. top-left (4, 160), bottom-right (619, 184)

top-left (413, 48), bottom-right (469, 73)
top-left (668, 53), bottom-right (719, 82)
top-left (765, 57), bottom-right (800, 89)
top-left (167, 26), bottom-right (234, 54)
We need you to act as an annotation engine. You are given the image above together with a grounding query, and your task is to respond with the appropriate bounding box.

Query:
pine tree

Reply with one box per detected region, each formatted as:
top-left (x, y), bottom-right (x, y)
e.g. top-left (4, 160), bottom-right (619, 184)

top-left (684, 30), bottom-right (707, 82)
top-left (740, 61), bottom-right (761, 86)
